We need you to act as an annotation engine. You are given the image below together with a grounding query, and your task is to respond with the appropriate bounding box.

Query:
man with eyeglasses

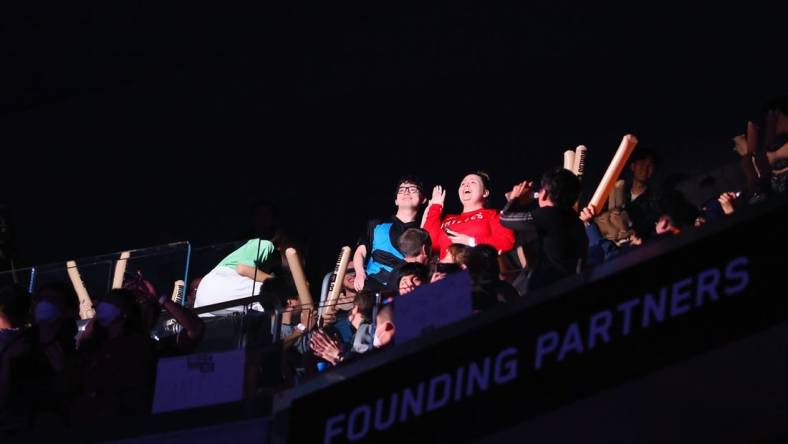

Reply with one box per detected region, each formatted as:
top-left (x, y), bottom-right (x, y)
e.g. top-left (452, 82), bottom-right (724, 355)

top-left (352, 176), bottom-right (426, 291)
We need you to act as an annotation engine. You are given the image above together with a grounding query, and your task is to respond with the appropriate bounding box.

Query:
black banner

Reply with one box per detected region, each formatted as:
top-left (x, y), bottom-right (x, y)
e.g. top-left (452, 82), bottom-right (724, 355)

top-left (286, 201), bottom-right (788, 444)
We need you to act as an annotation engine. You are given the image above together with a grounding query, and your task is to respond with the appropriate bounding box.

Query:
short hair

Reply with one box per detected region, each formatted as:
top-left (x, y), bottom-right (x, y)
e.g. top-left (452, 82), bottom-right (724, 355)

top-left (763, 96), bottom-right (788, 115)
top-left (630, 147), bottom-right (660, 167)
top-left (394, 175), bottom-right (425, 199)
top-left (446, 244), bottom-right (470, 265)
top-left (392, 263), bottom-right (429, 288)
top-left (465, 245), bottom-right (500, 284)
top-left (540, 167), bottom-right (581, 209)
top-left (97, 288), bottom-right (149, 335)
top-left (34, 282), bottom-right (79, 317)
top-left (353, 291), bottom-right (375, 322)
top-left (397, 228), bottom-right (431, 258)
top-left (0, 284), bottom-right (31, 327)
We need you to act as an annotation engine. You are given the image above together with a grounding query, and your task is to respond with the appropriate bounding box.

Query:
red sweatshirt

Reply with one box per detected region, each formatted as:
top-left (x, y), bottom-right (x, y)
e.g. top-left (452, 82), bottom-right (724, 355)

top-left (423, 204), bottom-right (515, 258)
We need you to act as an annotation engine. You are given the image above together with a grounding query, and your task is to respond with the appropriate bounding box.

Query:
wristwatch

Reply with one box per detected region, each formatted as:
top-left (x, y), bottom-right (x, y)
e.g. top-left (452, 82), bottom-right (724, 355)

top-left (296, 323), bottom-right (307, 333)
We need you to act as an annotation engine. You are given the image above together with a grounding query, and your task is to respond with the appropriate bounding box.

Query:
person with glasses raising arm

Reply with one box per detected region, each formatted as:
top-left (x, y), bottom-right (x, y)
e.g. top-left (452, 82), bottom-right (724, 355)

top-left (352, 176), bottom-right (427, 291)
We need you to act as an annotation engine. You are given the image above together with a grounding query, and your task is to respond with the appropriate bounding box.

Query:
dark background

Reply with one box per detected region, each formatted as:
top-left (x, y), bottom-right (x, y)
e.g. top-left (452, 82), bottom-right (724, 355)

top-left (1, 1), bottom-right (785, 282)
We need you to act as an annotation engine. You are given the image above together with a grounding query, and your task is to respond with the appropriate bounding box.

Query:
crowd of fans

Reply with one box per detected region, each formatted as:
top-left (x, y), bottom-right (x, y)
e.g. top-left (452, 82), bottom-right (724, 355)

top-left (1, 96), bottom-right (787, 435)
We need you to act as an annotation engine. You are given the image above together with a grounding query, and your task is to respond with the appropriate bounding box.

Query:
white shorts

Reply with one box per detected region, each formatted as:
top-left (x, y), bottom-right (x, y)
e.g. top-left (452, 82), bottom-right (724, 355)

top-left (194, 266), bottom-right (264, 309)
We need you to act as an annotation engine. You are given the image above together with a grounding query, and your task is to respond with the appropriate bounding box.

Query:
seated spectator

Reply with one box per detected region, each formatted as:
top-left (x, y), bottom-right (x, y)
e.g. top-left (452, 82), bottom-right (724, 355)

top-left (71, 289), bottom-right (157, 424)
top-left (386, 228), bottom-right (432, 288)
top-left (441, 243), bottom-right (469, 267)
top-left (431, 243), bottom-right (470, 283)
top-left (123, 272), bottom-right (205, 355)
top-left (465, 245), bottom-right (520, 310)
top-left (431, 262), bottom-right (464, 283)
top-left (423, 171), bottom-right (515, 259)
top-left (763, 97), bottom-right (788, 193)
top-left (397, 228), bottom-right (432, 265)
top-left (624, 148), bottom-right (663, 239)
top-left (194, 239), bottom-right (281, 309)
top-left (309, 291), bottom-right (375, 366)
top-left (390, 263), bottom-right (429, 296)
top-left (309, 296), bottom-right (396, 367)
top-left (501, 168), bottom-right (589, 293)
top-left (29, 283), bottom-right (83, 426)
top-left (353, 176), bottom-right (426, 291)
top-left (1, 285), bottom-right (45, 430)
top-left (655, 190), bottom-right (700, 236)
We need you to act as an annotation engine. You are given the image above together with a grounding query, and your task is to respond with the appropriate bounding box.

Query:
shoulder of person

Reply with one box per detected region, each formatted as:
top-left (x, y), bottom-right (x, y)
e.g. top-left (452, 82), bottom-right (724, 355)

top-left (246, 238), bottom-right (275, 250)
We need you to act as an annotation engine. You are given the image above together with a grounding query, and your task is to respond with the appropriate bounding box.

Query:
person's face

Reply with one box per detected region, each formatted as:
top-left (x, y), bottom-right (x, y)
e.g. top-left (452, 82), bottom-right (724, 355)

top-left (398, 274), bottom-right (423, 295)
top-left (342, 265), bottom-right (357, 292)
top-left (33, 294), bottom-right (64, 324)
top-left (458, 174), bottom-right (488, 205)
top-left (349, 304), bottom-right (364, 327)
top-left (395, 182), bottom-right (423, 209)
top-left (631, 158), bottom-right (655, 183)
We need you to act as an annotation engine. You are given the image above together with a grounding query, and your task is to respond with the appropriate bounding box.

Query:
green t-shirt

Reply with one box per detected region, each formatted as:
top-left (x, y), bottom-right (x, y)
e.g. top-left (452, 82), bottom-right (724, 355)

top-left (218, 239), bottom-right (275, 270)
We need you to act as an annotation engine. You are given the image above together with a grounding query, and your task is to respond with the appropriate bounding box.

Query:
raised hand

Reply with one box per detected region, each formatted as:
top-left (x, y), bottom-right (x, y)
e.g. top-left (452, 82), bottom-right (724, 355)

top-left (505, 180), bottom-right (534, 203)
top-left (430, 185), bottom-right (446, 206)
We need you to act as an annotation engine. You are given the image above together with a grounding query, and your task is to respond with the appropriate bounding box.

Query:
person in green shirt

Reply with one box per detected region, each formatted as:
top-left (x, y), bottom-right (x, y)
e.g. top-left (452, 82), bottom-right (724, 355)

top-left (194, 239), bottom-right (277, 309)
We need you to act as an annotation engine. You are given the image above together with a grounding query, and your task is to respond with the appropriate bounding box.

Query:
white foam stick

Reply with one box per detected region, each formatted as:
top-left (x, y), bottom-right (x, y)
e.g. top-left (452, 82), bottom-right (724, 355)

top-left (67, 260), bottom-right (95, 320)
top-left (563, 150), bottom-right (576, 171)
top-left (171, 280), bottom-right (185, 304)
top-left (320, 246), bottom-right (352, 324)
top-left (589, 135), bottom-right (638, 210)
top-left (285, 248), bottom-right (312, 310)
top-left (112, 251), bottom-right (131, 289)
top-left (573, 145), bottom-right (588, 178)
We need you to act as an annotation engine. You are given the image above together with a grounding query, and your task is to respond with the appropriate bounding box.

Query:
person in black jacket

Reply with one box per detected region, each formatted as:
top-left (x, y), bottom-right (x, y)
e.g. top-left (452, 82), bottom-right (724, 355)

top-left (500, 168), bottom-right (589, 293)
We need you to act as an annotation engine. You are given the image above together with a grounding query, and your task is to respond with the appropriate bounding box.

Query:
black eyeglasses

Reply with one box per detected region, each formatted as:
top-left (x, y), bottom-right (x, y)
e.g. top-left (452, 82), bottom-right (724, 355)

top-left (397, 186), bottom-right (420, 194)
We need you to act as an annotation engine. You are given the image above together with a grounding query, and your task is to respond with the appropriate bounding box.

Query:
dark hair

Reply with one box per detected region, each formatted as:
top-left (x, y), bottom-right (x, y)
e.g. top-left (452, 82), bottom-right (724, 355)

top-left (0, 284), bottom-right (30, 327)
top-left (763, 96), bottom-right (788, 115)
top-left (261, 276), bottom-right (298, 308)
top-left (392, 263), bottom-right (429, 289)
top-left (353, 291), bottom-right (375, 322)
top-left (397, 228), bottom-right (431, 258)
top-left (97, 288), bottom-right (149, 335)
top-left (34, 282), bottom-right (79, 318)
top-left (255, 249), bottom-right (283, 276)
top-left (435, 262), bottom-right (462, 274)
top-left (464, 245), bottom-right (500, 285)
top-left (446, 244), bottom-right (470, 265)
top-left (394, 175), bottom-right (425, 199)
top-left (630, 147), bottom-right (660, 167)
top-left (659, 190), bottom-right (699, 229)
top-left (540, 167), bottom-right (581, 208)
top-left (252, 199), bottom-right (278, 216)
